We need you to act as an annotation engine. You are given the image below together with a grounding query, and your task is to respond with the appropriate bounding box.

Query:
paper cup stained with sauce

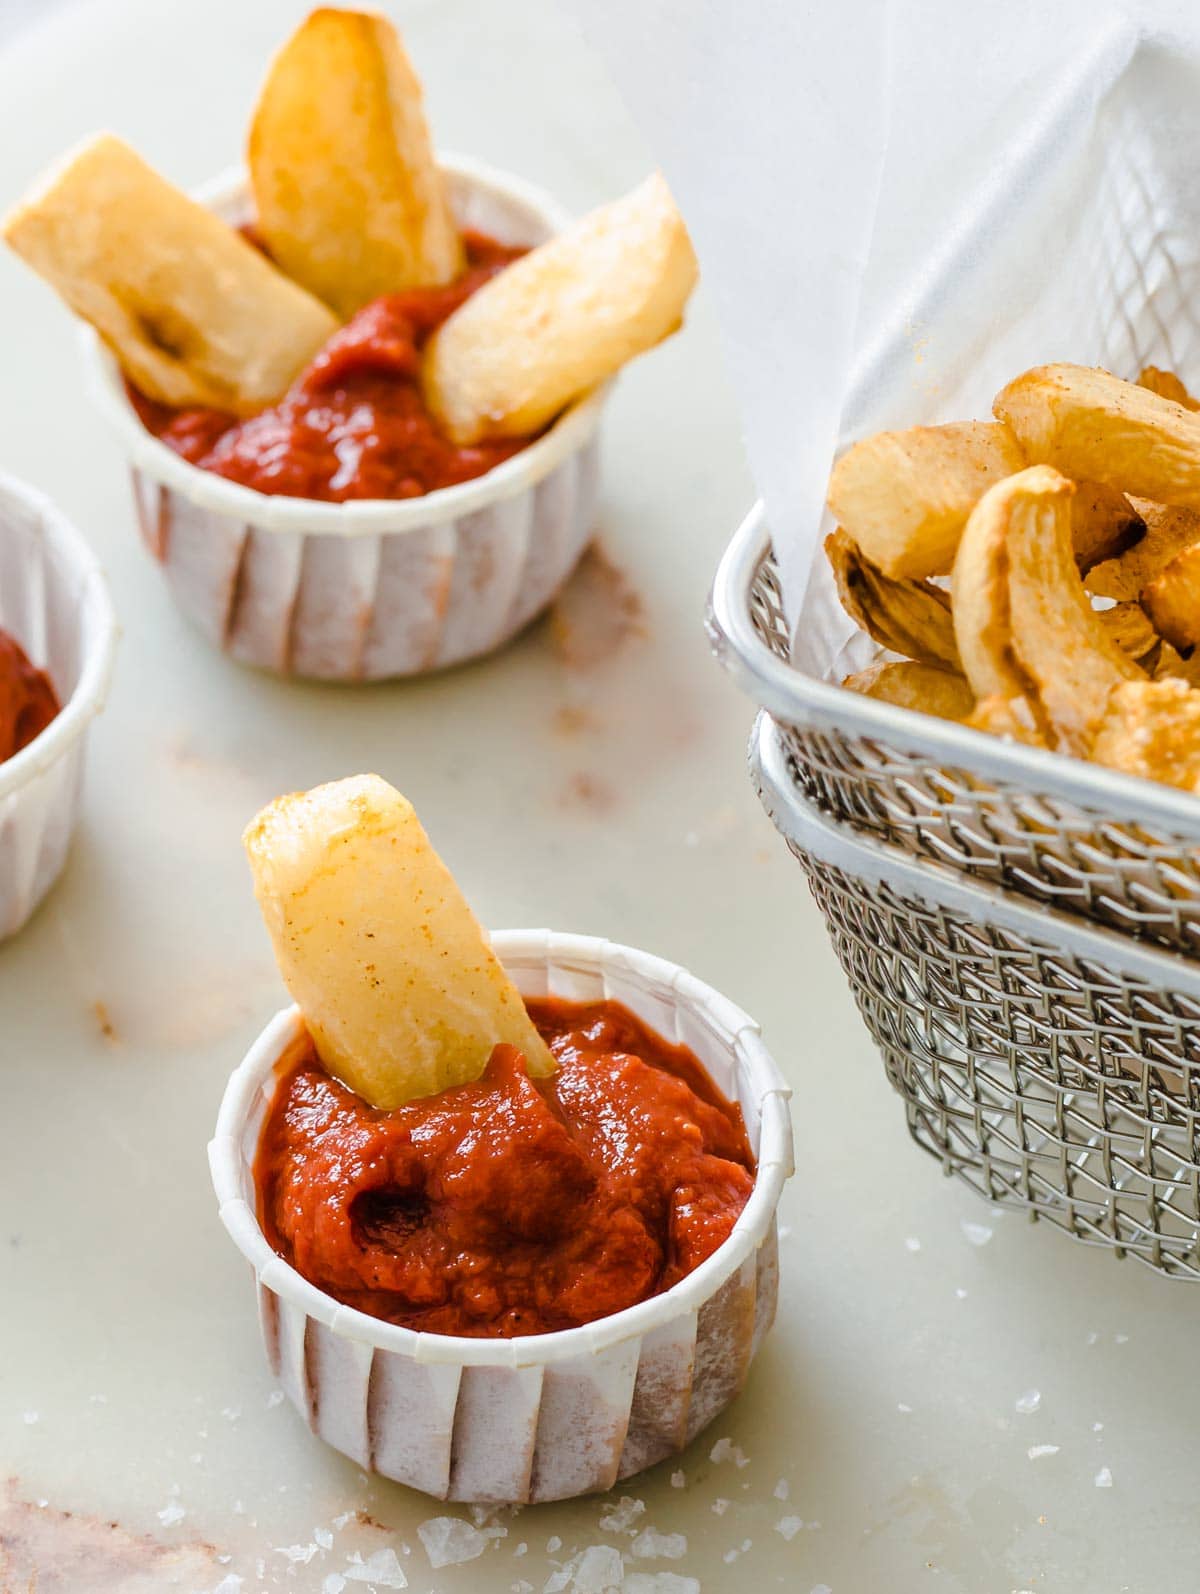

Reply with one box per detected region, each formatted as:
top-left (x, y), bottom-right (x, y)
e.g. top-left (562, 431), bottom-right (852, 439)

top-left (81, 157), bottom-right (606, 681)
top-left (0, 474), bottom-right (117, 938)
top-left (209, 930), bottom-right (793, 1503)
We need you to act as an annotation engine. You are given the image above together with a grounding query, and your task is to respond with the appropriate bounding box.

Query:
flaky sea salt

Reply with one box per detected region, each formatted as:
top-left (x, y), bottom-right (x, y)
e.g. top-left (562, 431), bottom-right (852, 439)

top-left (709, 1437), bottom-right (750, 1468)
top-left (961, 1221), bottom-right (993, 1246)
top-left (343, 1548), bottom-right (407, 1587)
top-left (776, 1517), bottom-right (804, 1541)
top-left (323, 1576), bottom-right (346, 1594)
top-left (211, 1578), bottom-right (243, 1594)
top-left (630, 1529), bottom-right (686, 1560)
top-left (1027, 1445), bottom-right (1059, 1460)
top-left (712, 1499), bottom-right (730, 1516)
top-left (1015, 1390), bottom-right (1042, 1415)
top-left (669, 1471), bottom-right (685, 1489)
top-left (622, 1576), bottom-right (700, 1594)
top-left (544, 1545), bottom-right (625, 1593)
top-left (905, 1237), bottom-right (921, 1252)
top-left (314, 1527), bottom-right (333, 1551)
top-left (266, 1390), bottom-right (285, 1409)
top-left (22, 1412), bottom-right (37, 1425)
top-left (547, 1536), bottom-right (563, 1553)
top-left (276, 1544), bottom-right (318, 1565)
top-left (1095, 1466), bottom-right (1114, 1488)
top-left (157, 1503), bottom-right (186, 1527)
top-left (418, 1518), bottom-right (490, 1569)
top-left (598, 1497), bottom-right (645, 1534)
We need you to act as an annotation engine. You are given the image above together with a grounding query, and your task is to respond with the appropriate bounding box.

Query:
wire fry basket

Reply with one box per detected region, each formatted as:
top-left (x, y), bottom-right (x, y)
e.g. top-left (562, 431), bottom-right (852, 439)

top-left (749, 710), bottom-right (1200, 1279)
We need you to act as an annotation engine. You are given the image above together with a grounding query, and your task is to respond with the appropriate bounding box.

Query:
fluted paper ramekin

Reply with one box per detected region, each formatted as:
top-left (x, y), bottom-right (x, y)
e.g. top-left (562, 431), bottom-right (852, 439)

top-left (209, 931), bottom-right (793, 1503)
top-left (81, 158), bottom-right (607, 681)
top-left (0, 473), bottom-right (117, 939)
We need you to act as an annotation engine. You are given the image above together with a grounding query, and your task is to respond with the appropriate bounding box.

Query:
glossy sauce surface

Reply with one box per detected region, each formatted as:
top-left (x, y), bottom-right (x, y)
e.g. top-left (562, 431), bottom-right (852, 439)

top-left (255, 998), bottom-right (755, 1338)
top-left (0, 629), bottom-right (59, 762)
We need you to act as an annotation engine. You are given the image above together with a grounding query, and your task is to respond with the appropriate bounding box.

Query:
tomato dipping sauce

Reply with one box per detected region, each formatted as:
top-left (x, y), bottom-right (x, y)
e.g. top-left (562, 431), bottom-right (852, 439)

top-left (255, 998), bottom-right (756, 1338)
top-left (130, 232), bottom-right (532, 502)
top-left (0, 630), bottom-right (59, 763)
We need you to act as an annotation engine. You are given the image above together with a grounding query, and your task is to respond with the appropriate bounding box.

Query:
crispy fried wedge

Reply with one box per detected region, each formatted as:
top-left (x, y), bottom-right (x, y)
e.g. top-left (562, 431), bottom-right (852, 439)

top-left (1087, 500), bottom-right (1200, 601)
top-left (1142, 541), bottom-right (1200, 655)
top-left (950, 471), bottom-right (1033, 703)
top-left (1097, 601), bottom-right (1162, 668)
top-left (965, 695), bottom-right (1046, 747)
top-left (244, 775), bottom-right (554, 1109)
top-left (995, 364), bottom-right (1200, 508)
top-left (842, 660), bottom-right (974, 721)
top-left (248, 8), bottom-right (462, 317)
top-left (826, 530), bottom-right (959, 669)
top-left (827, 421), bottom-right (1026, 580)
top-left (1138, 366), bottom-right (1200, 410)
top-left (1092, 678), bottom-right (1200, 793)
top-left (1002, 465), bottom-right (1143, 753)
top-left (2, 133), bottom-right (338, 413)
top-left (1070, 483), bottom-right (1145, 573)
top-left (423, 171), bottom-right (697, 444)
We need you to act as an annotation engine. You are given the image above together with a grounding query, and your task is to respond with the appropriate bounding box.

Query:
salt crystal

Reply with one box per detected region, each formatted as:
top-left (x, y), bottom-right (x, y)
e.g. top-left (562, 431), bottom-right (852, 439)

top-left (333, 1512), bottom-right (355, 1529)
top-left (773, 1479), bottom-right (789, 1501)
top-left (904, 1237), bottom-right (921, 1252)
top-left (1115, 1334), bottom-right (1129, 1345)
top-left (811, 1586), bottom-right (834, 1594)
top-left (722, 1549), bottom-right (739, 1565)
top-left (315, 1527), bottom-right (333, 1550)
top-left (1027, 1445), bottom-right (1059, 1460)
top-left (512, 1583), bottom-right (535, 1594)
top-left (897, 1403), bottom-right (912, 1414)
top-left (776, 1517), bottom-right (804, 1541)
top-left (1092, 1422), bottom-right (1104, 1433)
top-left (418, 1517), bottom-right (490, 1569)
top-left (211, 1578), bottom-right (242, 1594)
top-left (598, 1496), bottom-right (645, 1534)
top-left (1015, 1390), bottom-right (1041, 1415)
top-left (221, 1406), bottom-right (241, 1423)
top-left (630, 1529), bottom-right (686, 1560)
top-left (343, 1547), bottom-right (408, 1587)
top-left (323, 1577), bottom-right (347, 1594)
top-left (516, 1543), bottom-right (528, 1557)
top-left (1085, 1331), bottom-right (1099, 1346)
top-left (547, 1536), bottom-right (563, 1553)
top-left (232, 1500), bottom-right (245, 1516)
top-left (266, 1390), bottom-right (285, 1409)
top-left (955, 1288), bottom-right (968, 1300)
top-left (961, 1220), bottom-right (993, 1247)
top-left (22, 1412), bottom-right (37, 1425)
top-left (89, 1393), bottom-right (108, 1404)
top-left (709, 1437), bottom-right (750, 1468)
top-left (712, 1499), bottom-right (730, 1516)
top-left (1095, 1466), bottom-right (1113, 1488)
top-left (622, 1576), bottom-right (700, 1594)
top-left (669, 1471), bottom-right (685, 1489)
top-left (157, 1503), bottom-right (186, 1527)
top-left (277, 1544), bottom-right (318, 1565)
top-left (545, 1545), bottom-right (624, 1593)
top-left (190, 1453), bottom-right (203, 1465)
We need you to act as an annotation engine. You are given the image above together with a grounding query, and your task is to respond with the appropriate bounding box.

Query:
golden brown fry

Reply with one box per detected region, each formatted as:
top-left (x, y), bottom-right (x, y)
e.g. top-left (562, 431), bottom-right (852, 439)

top-left (950, 471), bottom-right (1032, 703)
top-left (1070, 483), bottom-right (1144, 573)
top-left (842, 660), bottom-right (974, 722)
top-left (1155, 642), bottom-right (1200, 685)
top-left (827, 421), bottom-right (1025, 580)
top-left (3, 133), bottom-right (338, 413)
top-left (1097, 601), bottom-right (1162, 668)
top-left (1138, 366), bottom-right (1200, 410)
top-left (1003, 465), bottom-right (1143, 753)
top-left (1092, 678), bottom-right (1200, 792)
top-left (1087, 499), bottom-right (1200, 600)
top-left (995, 363), bottom-right (1200, 508)
top-left (965, 695), bottom-right (1047, 747)
top-left (244, 775), bottom-right (554, 1109)
top-left (248, 8), bottom-right (462, 317)
top-left (1142, 541), bottom-right (1200, 655)
top-left (825, 530), bottom-right (959, 669)
top-left (424, 172), bottom-right (697, 444)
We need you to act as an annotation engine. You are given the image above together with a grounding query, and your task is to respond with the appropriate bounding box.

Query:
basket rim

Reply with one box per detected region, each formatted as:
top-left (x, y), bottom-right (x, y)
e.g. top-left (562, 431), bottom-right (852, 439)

top-left (751, 710), bottom-right (1200, 1000)
top-left (709, 500), bottom-right (1200, 839)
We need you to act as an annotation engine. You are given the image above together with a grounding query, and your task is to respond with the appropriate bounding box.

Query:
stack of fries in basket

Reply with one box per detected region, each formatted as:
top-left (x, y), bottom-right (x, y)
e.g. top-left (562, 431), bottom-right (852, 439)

top-left (827, 363), bottom-right (1200, 794)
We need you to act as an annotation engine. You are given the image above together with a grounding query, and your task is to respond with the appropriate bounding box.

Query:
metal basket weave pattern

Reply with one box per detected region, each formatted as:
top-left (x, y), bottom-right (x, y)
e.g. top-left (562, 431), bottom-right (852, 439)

top-left (711, 509), bottom-right (1200, 956)
top-left (751, 714), bottom-right (1200, 1280)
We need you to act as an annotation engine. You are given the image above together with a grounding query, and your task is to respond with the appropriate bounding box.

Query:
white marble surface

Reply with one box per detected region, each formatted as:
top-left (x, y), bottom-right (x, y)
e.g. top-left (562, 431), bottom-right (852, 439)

top-left (0, 2), bottom-right (1193, 1591)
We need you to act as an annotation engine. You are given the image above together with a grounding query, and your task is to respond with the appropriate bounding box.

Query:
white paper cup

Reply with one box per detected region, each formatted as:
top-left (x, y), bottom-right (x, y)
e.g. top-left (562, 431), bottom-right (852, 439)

top-left (0, 473), bottom-right (117, 939)
top-left (209, 930), bottom-right (793, 1503)
top-left (81, 157), bottom-right (607, 681)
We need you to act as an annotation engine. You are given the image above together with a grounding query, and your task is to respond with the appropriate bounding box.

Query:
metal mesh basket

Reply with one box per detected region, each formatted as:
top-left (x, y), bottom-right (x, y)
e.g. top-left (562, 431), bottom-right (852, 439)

top-left (708, 507), bottom-right (1200, 956)
top-left (751, 712), bottom-right (1200, 1279)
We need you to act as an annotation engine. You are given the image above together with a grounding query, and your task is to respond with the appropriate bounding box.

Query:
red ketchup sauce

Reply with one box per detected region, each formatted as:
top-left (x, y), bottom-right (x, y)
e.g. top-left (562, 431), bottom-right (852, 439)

top-left (0, 630), bottom-right (59, 762)
top-left (254, 998), bottom-right (756, 1338)
top-left (129, 232), bottom-right (531, 502)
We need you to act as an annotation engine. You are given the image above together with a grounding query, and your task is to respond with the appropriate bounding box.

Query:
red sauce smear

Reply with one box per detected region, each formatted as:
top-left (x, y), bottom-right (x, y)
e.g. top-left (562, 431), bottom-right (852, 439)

top-left (255, 998), bottom-right (756, 1338)
top-left (0, 630), bottom-right (59, 763)
top-left (130, 232), bottom-right (531, 502)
